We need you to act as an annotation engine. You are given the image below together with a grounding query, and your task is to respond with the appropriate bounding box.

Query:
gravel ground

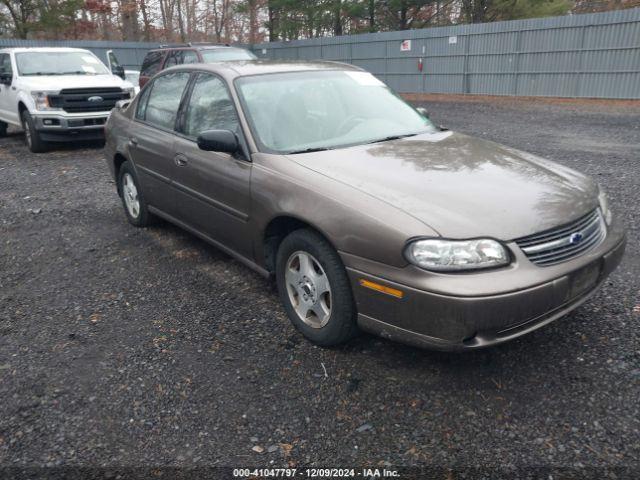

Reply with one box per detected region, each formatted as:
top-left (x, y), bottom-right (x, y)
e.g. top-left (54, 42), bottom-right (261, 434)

top-left (1, 98), bottom-right (639, 478)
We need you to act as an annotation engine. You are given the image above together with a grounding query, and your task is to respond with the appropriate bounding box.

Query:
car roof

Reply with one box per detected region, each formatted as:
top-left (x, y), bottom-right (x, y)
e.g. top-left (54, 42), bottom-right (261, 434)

top-left (0, 47), bottom-right (92, 54)
top-left (150, 44), bottom-right (242, 52)
top-left (164, 60), bottom-right (363, 79)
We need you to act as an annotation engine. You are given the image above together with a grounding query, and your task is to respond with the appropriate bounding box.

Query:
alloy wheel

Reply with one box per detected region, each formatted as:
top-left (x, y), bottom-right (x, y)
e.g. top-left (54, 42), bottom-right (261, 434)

top-left (122, 173), bottom-right (140, 219)
top-left (285, 251), bottom-right (332, 328)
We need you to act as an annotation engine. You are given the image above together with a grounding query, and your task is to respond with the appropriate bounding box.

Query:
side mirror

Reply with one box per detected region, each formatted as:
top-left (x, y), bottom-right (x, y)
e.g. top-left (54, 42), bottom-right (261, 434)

top-left (197, 130), bottom-right (238, 153)
top-left (115, 99), bottom-right (131, 110)
top-left (112, 65), bottom-right (125, 79)
top-left (416, 107), bottom-right (429, 118)
top-left (0, 73), bottom-right (11, 85)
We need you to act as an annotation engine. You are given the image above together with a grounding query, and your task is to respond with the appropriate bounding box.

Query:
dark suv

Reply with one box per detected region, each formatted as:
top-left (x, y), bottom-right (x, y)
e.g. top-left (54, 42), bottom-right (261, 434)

top-left (138, 43), bottom-right (256, 88)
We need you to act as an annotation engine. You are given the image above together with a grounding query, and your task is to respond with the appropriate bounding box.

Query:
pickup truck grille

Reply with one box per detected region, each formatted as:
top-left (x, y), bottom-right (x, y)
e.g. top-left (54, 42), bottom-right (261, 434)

top-left (48, 88), bottom-right (130, 113)
top-left (515, 209), bottom-right (606, 266)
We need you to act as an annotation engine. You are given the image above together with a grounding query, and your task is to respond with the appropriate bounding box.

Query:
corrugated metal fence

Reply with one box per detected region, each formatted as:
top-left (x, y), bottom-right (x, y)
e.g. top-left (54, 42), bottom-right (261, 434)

top-left (0, 38), bottom-right (156, 70)
top-left (253, 8), bottom-right (640, 99)
top-left (1, 8), bottom-right (638, 98)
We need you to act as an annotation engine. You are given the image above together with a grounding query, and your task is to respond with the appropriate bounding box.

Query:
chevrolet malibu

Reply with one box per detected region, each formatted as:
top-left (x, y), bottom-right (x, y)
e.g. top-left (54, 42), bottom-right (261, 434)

top-left (104, 61), bottom-right (626, 351)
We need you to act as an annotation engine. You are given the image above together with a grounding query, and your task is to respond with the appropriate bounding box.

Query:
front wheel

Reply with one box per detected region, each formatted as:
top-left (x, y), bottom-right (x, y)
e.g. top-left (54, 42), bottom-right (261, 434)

top-left (276, 229), bottom-right (359, 347)
top-left (21, 110), bottom-right (47, 153)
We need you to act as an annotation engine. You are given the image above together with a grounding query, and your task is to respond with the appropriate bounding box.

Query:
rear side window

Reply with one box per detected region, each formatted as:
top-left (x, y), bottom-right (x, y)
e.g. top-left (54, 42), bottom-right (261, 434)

top-left (182, 50), bottom-right (199, 64)
top-left (135, 84), bottom-right (152, 120)
top-left (143, 72), bottom-right (190, 130)
top-left (164, 51), bottom-right (180, 68)
top-left (200, 48), bottom-right (256, 63)
top-left (165, 50), bottom-right (198, 68)
top-left (140, 51), bottom-right (163, 77)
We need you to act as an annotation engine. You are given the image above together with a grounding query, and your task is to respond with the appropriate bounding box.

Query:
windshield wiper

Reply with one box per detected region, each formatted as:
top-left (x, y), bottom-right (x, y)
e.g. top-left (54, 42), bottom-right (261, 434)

top-left (59, 71), bottom-right (91, 75)
top-left (286, 147), bottom-right (331, 154)
top-left (367, 133), bottom-right (418, 144)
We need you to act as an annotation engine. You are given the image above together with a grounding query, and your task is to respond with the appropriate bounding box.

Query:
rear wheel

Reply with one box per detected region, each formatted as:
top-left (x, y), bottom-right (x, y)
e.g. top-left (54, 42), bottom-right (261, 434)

top-left (117, 161), bottom-right (154, 227)
top-left (276, 229), bottom-right (359, 346)
top-left (0, 120), bottom-right (7, 137)
top-left (21, 110), bottom-right (47, 153)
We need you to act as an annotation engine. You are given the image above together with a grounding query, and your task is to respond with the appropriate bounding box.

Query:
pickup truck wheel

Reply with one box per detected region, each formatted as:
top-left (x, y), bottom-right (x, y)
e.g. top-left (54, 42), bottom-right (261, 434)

top-left (21, 111), bottom-right (47, 153)
top-left (117, 161), bottom-right (154, 227)
top-left (0, 121), bottom-right (7, 137)
top-left (276, 229), bottom-right (359, 347)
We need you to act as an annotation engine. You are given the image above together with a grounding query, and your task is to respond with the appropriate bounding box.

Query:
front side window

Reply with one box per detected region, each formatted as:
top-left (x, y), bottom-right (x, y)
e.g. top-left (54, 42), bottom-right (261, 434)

top-left (183, 74), bottom-right (239, 138)
top-left (108, 51), bottom-right (120, 69)
top-left (200, 48), bottom-right (256, 63)
top-left (0, 54), bottom-right (12, 76)
top-left (236, 70), bottom-right (437, 153)
top-left (140, 51), bottom-right (163, 77)
top-left (143, 72), bottom-right (190, 130)
top-left (15, 51), bottom-right (110, 76)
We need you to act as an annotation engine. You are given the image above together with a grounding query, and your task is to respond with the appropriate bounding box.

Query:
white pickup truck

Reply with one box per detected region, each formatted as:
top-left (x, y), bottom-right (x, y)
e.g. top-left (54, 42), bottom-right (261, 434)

top-left (0, 47), bottom-right (135, 152)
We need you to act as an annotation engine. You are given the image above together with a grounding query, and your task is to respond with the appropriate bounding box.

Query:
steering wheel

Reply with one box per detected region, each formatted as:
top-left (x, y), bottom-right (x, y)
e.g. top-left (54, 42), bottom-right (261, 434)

top-left (336, 115), bottom-right (366, 135)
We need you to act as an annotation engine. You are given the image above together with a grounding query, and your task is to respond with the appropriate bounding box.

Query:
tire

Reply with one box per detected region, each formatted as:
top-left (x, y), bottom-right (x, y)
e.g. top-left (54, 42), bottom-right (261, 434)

top-left (276, 229), bottom-right (359, 346)
top-left (117, 161), bottom-right (154, 227)
top-left (21, 110), bottom-right (47, 153)
top-left (0, 120), bottom-right (7, 138)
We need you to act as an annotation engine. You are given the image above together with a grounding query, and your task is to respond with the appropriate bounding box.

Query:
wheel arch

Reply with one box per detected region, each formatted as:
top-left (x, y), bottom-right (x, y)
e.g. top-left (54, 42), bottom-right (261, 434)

top-left (18, 101), bottom-right (28, 115)
top-left (262, 215), bottom-right (338, 275)
top-left (113, 153), bottom-right (128, 196)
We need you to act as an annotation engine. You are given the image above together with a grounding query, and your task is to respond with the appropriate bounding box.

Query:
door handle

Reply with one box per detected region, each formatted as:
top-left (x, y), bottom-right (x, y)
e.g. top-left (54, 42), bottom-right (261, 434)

top-left (174, 155), bottom-right (188, 167)
top-left (129, 137), bottom-right (138, 147)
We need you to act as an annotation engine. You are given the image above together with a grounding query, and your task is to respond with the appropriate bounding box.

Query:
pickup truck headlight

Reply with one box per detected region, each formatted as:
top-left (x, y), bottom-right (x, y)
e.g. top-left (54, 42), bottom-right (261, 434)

top-left (124, 86), bottom-right (136, 99)
top-left (30, 91), bottom-right (60, 111)
top-left (405, 238), bottom-right (510, 272)
top-left (598, 188), bottom-right (612, 225)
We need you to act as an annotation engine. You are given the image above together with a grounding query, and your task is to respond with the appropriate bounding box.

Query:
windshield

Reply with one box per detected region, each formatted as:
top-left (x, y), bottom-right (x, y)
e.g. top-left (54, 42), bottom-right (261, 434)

top-left (236, 70), bottom-right (437, 153)
top-left (16, 51), bottom-right (110, 76)
top-left (201, 48), bottom-right (257, 63)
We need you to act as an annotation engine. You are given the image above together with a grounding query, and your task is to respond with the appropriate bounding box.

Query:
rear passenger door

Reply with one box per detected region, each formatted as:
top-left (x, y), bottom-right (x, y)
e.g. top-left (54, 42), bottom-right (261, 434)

top-left (128, 71), bottom-right (191, 216)
top-left (172, 73), bottom-right (253, 259)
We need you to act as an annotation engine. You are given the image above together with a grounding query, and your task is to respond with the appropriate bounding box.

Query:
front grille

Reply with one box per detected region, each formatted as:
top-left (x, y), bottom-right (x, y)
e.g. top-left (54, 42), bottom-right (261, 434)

top-left (515, 209), bottom-right (606, 266)
top-left (49, 88), bottom-right (129, 113)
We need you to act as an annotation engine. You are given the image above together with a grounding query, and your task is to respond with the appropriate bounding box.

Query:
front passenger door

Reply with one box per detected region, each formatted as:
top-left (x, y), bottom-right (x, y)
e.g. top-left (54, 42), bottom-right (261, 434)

top-left (172, 73), bottom-right (253, 259)
top-left (0, 53), bottom-right (17, 124)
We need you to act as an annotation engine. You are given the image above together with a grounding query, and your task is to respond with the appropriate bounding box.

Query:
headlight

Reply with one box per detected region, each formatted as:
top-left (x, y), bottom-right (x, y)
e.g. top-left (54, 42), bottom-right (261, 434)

top-left (124, 86), bottom-right (136, 99)
top-left (30, 91), bottom-right (60, 111)
top-left (405, 238), bottom-right (510, 272)
top-left (598, 188), bottom-right (612, 225)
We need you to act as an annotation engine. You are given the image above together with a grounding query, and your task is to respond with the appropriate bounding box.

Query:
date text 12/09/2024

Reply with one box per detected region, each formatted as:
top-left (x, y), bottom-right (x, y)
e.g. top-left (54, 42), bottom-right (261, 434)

top-left (233, 468), bottom-right (400, 478)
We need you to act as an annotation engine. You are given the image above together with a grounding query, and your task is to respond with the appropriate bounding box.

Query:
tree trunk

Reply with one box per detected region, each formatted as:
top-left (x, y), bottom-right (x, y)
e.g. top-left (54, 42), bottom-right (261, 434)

top-left (268, 0), bottom-right (279, 41)
top-left (368, 0), bottom-right (375, 32)
top-left (120, 0), bottom-right (139, 41)
top-left (140, 0), bottom-right (152, 41)
top-left (333, 0), bottom-right (342, 36)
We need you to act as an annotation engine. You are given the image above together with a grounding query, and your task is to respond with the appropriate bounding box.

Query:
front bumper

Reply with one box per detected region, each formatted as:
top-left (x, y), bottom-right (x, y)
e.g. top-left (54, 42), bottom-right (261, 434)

top-left (32, 112), bottom-right (108, 142)
top-left (342, 219), bottom-right (627, 351)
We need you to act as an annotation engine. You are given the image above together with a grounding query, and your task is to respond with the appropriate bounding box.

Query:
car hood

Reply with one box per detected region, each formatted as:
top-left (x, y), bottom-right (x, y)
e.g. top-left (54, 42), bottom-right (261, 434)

top-left (286, 131), bottom-right (599, 240)
top-left (18, 74), bottom-right (133, 91)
